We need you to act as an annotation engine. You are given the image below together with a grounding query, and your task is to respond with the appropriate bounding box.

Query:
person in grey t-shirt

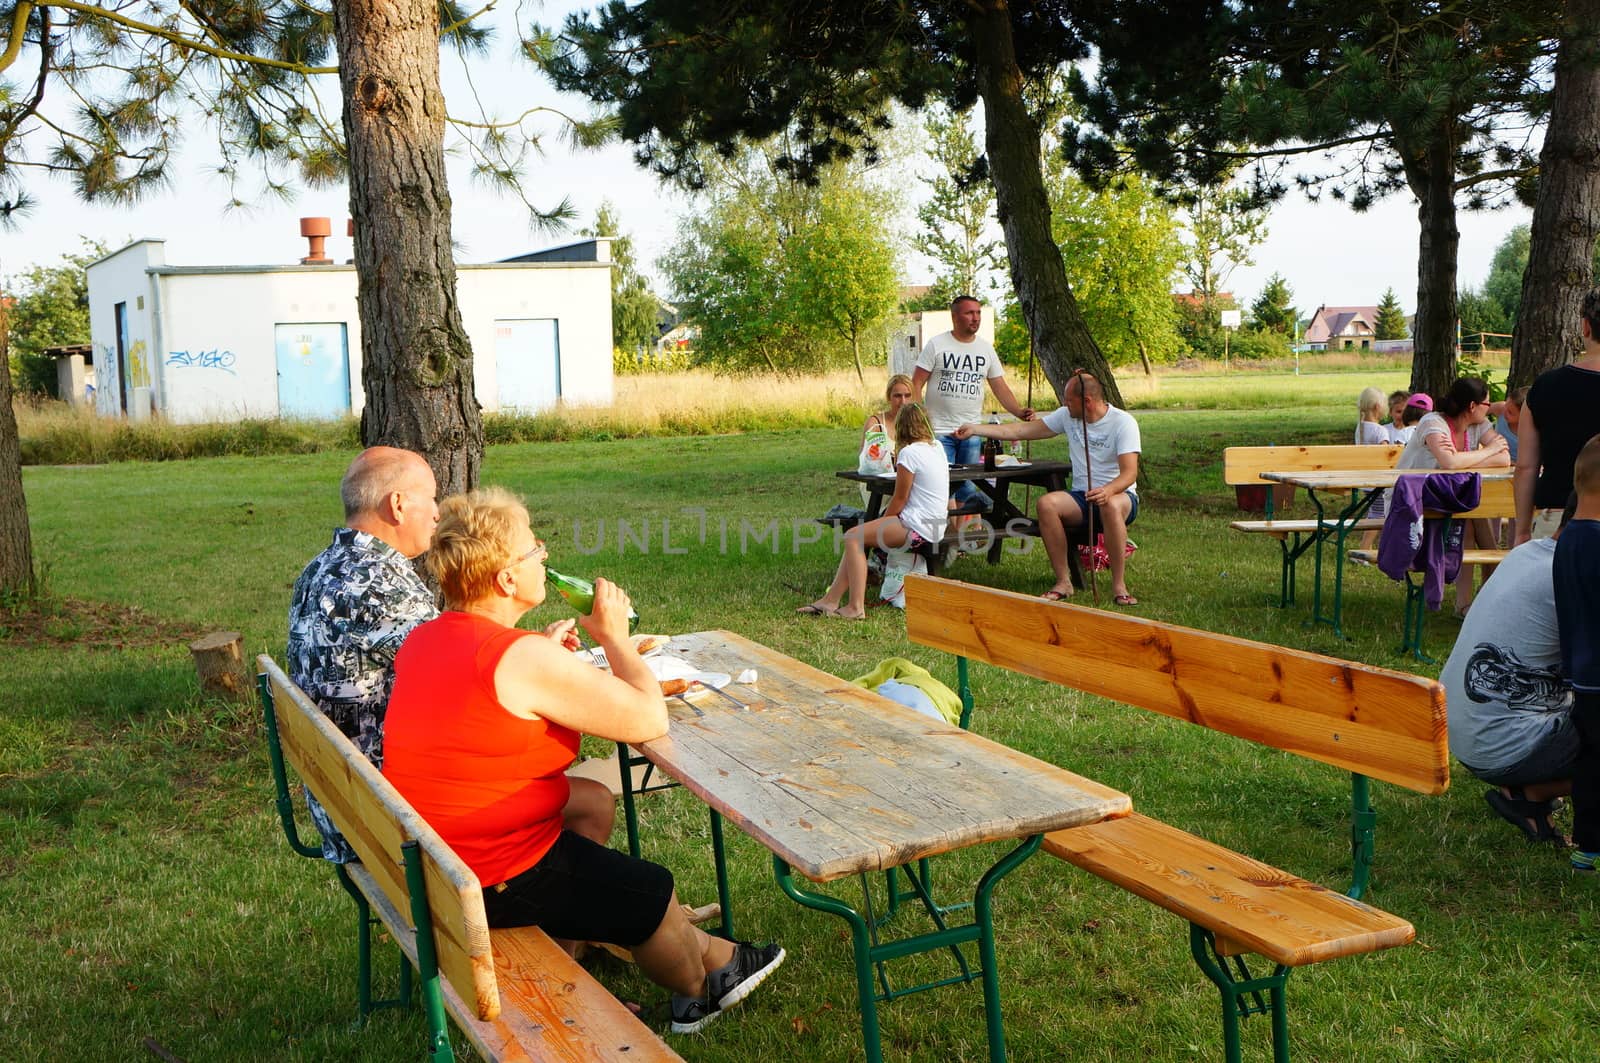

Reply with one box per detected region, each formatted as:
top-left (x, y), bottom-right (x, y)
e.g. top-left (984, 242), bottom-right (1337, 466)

top-left (1442, 529), bottom-right (1575, 844)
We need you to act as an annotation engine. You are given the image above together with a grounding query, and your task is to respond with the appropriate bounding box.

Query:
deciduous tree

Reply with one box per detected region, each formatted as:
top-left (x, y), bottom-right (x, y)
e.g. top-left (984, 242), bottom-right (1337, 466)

top-left (4, 240), bottom-right (104, 395)
top-left (1512, 0), bottom-right (1600, 388)
top-left (583, 201), bottom-right (661, 353)
top-left (916, 107), bottom-right (1003, 303)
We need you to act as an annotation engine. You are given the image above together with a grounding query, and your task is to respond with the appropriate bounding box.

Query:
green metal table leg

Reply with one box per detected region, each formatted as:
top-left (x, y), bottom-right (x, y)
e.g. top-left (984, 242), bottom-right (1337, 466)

top-left (775, 857), bottom-right (884, 1063)
top-left (619, 742), bottom-right (643, 859)
top-left (402, 841), bottom-right (455, 1063)
top-left (974, 834), bottom-right (1041, 1063)
top-left (774, 836), bottom-right (1041, 1063)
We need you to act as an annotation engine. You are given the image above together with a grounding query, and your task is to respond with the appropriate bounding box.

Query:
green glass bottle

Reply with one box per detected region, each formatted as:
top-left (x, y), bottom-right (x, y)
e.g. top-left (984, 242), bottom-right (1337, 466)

top-left (546, 569), bottom-right (640, 633)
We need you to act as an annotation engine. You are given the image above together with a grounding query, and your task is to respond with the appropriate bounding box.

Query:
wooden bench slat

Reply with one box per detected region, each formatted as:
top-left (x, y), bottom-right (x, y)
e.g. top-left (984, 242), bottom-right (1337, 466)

top-left (1231, 518), bottom-right (1384, 539)
top-left (344, 865), bottom-right (683, 1063)
top-left (902, 578), bottom-right (1449, 794)
top-left (1042, 814), bottom-right (1415, 967)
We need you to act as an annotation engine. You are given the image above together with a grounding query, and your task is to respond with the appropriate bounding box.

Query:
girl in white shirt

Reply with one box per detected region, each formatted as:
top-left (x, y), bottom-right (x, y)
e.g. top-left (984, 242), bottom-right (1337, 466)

top-left (800, 403), bottom-right (949, 620)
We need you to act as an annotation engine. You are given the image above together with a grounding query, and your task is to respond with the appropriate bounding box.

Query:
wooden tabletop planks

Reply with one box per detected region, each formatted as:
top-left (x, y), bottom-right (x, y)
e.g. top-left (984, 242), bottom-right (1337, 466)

top-left (1261, 467), bottom-right (1512, 490)
top-left (639, 631), bottom-right (1130, 882)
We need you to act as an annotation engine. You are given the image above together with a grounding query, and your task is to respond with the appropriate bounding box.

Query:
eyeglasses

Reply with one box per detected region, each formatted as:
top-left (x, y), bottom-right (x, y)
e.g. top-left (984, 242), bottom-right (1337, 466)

top-left (508, 539), bottom-right (547, 567)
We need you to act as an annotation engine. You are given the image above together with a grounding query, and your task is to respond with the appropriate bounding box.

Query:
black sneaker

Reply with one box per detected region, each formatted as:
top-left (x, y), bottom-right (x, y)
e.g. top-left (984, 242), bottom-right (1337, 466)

top-left (668, 941), bottom-right (785, 1034)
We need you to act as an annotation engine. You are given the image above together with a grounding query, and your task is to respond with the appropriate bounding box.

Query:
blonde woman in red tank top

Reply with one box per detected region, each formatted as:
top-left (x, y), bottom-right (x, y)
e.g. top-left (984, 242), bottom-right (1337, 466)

top-left (383, 487), bottom-right (784, 1033)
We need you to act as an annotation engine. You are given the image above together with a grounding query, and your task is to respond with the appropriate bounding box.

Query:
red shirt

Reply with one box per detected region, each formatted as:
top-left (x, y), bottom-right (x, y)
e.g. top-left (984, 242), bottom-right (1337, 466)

top-left (383, 612), bottom-right (580, 887)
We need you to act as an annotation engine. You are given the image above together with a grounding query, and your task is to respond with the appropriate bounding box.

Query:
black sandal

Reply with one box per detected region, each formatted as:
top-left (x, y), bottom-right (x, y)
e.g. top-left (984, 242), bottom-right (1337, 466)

top-left (1485, 789), bottom-right (1568, 845)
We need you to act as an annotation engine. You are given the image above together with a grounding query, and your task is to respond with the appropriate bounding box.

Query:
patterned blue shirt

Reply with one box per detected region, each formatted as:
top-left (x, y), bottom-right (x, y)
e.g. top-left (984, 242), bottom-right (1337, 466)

top-left (286, 528), bottom-right (437, 860)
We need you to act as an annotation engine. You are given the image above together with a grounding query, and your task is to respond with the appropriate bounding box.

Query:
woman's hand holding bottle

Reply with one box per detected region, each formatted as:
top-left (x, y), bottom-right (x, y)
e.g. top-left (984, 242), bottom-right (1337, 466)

top-left (580, 578), bottom-right (635, 648)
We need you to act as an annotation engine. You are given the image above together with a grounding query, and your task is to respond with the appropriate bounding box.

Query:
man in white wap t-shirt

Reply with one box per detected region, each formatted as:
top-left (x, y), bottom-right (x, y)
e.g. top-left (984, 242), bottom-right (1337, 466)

top-left (912, 295), bottom-right (1034, 506)
top-left (958, 370), bottom-right (1142, 605)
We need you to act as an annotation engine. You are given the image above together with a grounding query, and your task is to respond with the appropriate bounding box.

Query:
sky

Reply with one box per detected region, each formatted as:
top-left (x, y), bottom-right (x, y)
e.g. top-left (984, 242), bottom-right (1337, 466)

top-left (0, 3), bottom-right (1533, 317)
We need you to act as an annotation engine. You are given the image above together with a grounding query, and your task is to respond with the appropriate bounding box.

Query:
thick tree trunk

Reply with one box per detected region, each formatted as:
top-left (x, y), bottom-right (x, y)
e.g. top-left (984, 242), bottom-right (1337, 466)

top-left (334, 0), bottom-right (482, 497)
top-left (0, 309), bottom-right (36, 598)
top-left (1511, 0), bottom-right (1600, 390)
top-left (967, 2), bottom-right (1123, 408)
top-left (1405, 132), bottom-right (1462, 397)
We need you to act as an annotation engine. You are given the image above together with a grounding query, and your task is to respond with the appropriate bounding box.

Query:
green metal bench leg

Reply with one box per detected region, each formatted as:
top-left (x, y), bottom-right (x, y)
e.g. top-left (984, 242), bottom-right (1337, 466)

top-left (1348, 773), bottom-right (1376, 901)
top-left (1189, 924), bottom-right (1293, 1063)
top-left (402, 841), bottom-right (455, 1063)
top-left (1399, 574), bottom-right (1435, 663)
top-left (957, 656), bottom-right (973, 730)
top-left (709, 809), bottom-right (735, 940)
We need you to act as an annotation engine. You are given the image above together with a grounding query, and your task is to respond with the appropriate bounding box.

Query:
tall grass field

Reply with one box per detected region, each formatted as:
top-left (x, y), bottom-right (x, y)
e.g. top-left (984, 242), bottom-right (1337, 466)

top-left (5, 369), bottom-right (1584, 1062)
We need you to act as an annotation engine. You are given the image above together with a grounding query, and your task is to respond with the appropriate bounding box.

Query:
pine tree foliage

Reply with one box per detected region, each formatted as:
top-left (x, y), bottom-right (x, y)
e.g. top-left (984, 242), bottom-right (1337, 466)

top-left (1373, 287), bottom-right (1408, 340)
top-left (1065, 0), bottom-right (1561, 395)
top-left (0, 1), bottom-right (599, 229)
top-left (1250, 273), bottom-right (1296, 335)
top-left (541, 0), bottom-right (1132, 406)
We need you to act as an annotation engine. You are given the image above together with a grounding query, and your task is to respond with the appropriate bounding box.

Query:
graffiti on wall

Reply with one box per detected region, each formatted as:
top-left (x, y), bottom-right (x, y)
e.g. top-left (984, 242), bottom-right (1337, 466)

top-left (127, 339), bottom-right (151, 388)
top-left (166, 348), bottom-right (238, 375)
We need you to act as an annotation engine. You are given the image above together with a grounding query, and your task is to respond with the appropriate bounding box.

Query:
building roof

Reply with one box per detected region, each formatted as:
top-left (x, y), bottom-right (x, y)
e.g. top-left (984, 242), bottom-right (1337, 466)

top-left (1304, 305), bottom-right (1380, 343)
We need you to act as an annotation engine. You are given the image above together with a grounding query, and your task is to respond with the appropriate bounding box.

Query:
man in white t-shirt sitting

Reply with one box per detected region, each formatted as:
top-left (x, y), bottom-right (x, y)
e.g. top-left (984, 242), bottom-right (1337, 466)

top-left (957, 370), bottom-right (1142, 605)
top-left (912, 295), bottom-right (1034, 508)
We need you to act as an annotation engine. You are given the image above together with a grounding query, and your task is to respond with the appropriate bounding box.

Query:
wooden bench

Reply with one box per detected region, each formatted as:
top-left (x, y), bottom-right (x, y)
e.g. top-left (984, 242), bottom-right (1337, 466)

top-left (257, 656), bottom-right (683, 1063)
top-left (1225, 444), bottom-right (1403, 606)
top-left (903, 575), bottom-right (1447, 1063)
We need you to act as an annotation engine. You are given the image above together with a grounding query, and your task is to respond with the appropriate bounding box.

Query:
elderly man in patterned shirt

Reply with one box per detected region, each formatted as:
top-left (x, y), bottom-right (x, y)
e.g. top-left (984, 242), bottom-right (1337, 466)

top-left (287, 446), bottom-right (440, 861)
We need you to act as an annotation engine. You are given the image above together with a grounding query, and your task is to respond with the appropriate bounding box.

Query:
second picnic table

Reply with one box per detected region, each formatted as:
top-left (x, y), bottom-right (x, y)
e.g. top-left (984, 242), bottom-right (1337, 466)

top-left (1260, 467), bottom-right (1513, 637)
top-left (621, 629), bottom-right (1130, 1062)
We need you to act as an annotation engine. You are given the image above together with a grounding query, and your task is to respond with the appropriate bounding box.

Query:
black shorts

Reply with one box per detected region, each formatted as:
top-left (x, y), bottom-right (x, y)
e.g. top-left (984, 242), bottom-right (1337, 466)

top-left (482, 830), bottom-right (675, 947)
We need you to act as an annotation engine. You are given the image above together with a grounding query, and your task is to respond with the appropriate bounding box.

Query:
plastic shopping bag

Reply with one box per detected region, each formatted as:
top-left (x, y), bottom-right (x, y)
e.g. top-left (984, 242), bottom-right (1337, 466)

top-left (1077, 535), bottom-right (1138, 573)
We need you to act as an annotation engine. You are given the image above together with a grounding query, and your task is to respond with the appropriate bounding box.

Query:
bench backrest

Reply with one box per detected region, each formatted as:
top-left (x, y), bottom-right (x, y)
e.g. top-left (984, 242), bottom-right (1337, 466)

top-left (1454, 474), bottom-right (1513, 519)
top-left (903, 576), bottom-right (1449, 795)
top-left (1224, 444), bottom-right (1403, 487)
top-left (258, 656), bottom-right (501, 1021)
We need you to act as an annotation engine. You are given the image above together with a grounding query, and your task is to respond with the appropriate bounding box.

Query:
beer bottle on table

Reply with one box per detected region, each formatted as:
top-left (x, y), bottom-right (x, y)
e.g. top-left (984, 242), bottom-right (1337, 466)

top-left (546, 569), bottom-right (640, 633)
top-left (981, 414), bottom-right (1001, 471)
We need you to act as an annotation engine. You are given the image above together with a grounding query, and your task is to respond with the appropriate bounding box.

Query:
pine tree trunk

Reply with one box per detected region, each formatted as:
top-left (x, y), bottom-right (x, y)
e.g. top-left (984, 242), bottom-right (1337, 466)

top-left (0, 308), bottom-right (36, 598)
top-left (333, 0), bottom-right (483, 498)
top-left (1404, 130), bottom-right (1462, 397)
top-left (967, 2), bottom-right (1123, 408)
top-left (1510, 0), bottom-right (1600, 390)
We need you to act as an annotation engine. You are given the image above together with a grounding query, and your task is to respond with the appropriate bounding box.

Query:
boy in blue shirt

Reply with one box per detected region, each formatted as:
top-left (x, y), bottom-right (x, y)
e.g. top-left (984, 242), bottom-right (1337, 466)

top-left (1556, 435), bottom-right (1600, 869)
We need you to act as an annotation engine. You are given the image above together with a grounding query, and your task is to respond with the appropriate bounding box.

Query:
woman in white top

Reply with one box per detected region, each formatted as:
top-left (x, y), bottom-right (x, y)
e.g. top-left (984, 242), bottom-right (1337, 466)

top-left (1395, 376), bottom-right (1511, 615)
top-left (801, 403), bottom-right (948, 620)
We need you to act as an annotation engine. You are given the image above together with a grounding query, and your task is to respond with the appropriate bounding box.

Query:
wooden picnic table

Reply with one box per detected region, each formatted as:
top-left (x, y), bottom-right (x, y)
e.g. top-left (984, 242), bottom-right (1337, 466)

top-left (623, 629), bottom-right (1130, 1063)
top-left (836, 459), bottom-right (1075, 576)
top-left (1260, 467), bottom-right (1512, 637)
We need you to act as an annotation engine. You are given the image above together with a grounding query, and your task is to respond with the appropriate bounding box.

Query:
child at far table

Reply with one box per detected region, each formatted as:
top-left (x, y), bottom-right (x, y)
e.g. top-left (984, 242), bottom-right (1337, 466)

top-left (1387, 390), bottom-right (1414, 444)
top-left (1557, 436), bottom-right (1600, 871)
top-left (1356, 387), bottom-right (1390, 551)
top-left (798, 402), bottom-right (949, 621)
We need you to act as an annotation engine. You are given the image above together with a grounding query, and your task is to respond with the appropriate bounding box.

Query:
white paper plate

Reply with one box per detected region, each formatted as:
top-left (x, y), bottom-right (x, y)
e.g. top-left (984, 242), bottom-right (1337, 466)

top-left (646, 655), bottom-right (732, 690)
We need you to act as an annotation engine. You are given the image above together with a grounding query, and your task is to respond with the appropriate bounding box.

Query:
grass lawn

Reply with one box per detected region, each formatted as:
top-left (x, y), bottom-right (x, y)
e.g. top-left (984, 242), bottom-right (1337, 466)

top-left (4, 395), bottom-right (1591, 1061)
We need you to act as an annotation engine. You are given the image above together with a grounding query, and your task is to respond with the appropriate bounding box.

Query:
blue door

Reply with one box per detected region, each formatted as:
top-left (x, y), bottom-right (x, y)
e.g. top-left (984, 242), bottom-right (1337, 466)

top-left (275, 323), bottom-right (351, 419)
top-left (494, 319), bottom-right (561, 413)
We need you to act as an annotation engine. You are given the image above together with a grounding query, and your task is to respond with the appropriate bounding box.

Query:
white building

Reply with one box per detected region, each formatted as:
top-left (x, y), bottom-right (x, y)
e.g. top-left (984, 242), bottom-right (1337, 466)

top-left (85, 235), bottom-right (615, 423)
top-left (886, 306), bottom-right (997, 379)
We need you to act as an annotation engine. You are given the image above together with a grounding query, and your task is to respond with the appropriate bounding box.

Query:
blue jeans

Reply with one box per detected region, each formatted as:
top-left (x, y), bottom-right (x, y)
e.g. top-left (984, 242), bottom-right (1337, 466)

top-left (938, 433), bottom-right (984, 506)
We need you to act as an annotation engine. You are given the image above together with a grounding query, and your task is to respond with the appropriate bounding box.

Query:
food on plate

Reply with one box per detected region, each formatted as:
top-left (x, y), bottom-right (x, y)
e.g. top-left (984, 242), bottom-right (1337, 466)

top-left (633, 634), bottom-right (670, 656)
top-left (659, 678), bottom-right (691, 697)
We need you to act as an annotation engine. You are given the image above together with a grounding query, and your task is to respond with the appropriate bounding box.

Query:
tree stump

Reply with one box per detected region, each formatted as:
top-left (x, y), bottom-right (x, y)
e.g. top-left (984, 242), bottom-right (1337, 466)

top-left (189, 631), bottom-right (250, 701)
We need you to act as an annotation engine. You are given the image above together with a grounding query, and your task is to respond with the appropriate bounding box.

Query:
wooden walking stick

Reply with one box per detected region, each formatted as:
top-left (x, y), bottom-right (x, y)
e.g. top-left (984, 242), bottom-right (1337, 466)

top-left (1075, 371), bottom-right (1099, 604)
